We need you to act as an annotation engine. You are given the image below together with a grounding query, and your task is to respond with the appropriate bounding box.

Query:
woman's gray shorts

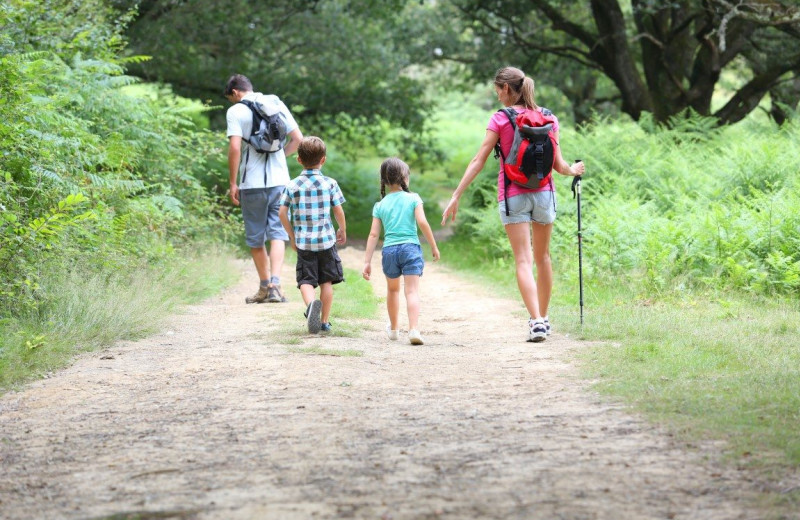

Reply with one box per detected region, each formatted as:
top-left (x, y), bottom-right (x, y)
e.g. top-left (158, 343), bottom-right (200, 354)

top-left (499, 191), bottom-right (557, 225)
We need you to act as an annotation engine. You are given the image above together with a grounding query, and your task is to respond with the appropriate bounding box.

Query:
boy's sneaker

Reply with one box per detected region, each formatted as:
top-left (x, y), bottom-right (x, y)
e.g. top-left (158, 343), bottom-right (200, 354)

top-left (386, 324), bottom-right (399, 341)
top-left (305, 300), bottom-right (322, 334)
top-left (543, 316), bottom-right (552, 336)
top-left (320, 322), bottom-right (332, 334)
top-left (528, 318), bottom-right (547, 343)
top-left (408, 329), bottom-right (424, 345)
top-left (267, 284), bottom-right (288, 303)
top-left (245, 285), bottom-right (270, 304)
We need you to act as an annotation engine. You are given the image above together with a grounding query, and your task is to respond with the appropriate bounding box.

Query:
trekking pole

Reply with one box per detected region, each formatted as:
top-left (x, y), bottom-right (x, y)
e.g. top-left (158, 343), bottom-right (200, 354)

top-left (571, 161), bottom-right (584, 326)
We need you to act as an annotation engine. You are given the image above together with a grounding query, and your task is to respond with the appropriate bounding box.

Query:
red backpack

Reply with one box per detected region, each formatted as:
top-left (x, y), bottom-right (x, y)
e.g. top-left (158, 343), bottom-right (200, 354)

top-left (494, 107), bottom-right (557, 192)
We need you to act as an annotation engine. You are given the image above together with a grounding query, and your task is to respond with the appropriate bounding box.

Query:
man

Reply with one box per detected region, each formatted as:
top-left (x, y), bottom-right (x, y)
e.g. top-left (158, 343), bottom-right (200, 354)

top-left (224, 74), bottom-right (303, 303)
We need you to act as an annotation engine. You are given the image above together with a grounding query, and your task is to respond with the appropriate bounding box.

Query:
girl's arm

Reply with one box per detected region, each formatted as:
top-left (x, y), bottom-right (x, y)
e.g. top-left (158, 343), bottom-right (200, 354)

top-left (362, 217), bottom-right (382, 280)
top-left (441, 129), bottom-right (499, 225)
top-left (552, 128), bottom-right (585, 177)
top-left (415, 205), bottom-right (440, 261)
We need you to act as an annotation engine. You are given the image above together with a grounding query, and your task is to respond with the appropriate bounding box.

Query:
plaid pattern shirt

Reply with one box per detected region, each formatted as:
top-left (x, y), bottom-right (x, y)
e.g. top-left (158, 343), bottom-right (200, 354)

top-left (280, 169), bottom-right (345, 251)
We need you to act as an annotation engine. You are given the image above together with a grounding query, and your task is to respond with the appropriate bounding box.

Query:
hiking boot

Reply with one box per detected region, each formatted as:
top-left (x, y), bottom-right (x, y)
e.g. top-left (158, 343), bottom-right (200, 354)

top-left (320, 322), bottom-right (332, 334)
top-left (543, 316), bottom-right (552, 336)
top-left (267, 284), bottom-right (288, 303)
top-left (408, 329), bottom-right (424, 345)
top-left (528, 318), bottom-right (547, 343)
top-left (245, 285), bottom-right (270, 304)
top-left (386, 324), bottom-right (399, 341)
top-left (305, 300), bottom-right (322, 334)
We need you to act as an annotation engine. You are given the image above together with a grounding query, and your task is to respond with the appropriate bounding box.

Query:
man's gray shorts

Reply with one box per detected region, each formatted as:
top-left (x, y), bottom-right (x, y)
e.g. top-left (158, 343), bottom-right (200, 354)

top-left (499, 191), bottom-right (557, 225)
top-left (240, 187), bottom-right (289, 247)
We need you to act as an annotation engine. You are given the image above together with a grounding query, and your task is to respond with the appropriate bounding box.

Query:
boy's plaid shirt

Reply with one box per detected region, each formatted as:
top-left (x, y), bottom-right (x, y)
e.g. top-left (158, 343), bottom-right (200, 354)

top-left (280, 169), bottom-right (345, 251)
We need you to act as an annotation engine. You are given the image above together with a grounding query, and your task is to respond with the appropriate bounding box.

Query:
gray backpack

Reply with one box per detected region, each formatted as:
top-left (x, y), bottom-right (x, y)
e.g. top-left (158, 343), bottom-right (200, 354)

top-left (238, 94), bottom-right (287, 154)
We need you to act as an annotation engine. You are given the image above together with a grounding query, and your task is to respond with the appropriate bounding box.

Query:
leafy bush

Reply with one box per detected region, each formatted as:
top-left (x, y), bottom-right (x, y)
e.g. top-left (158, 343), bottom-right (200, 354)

top-left (453, 108), bottom-right (800, 296)
top-left (0, 2), bottom-right (236, 319)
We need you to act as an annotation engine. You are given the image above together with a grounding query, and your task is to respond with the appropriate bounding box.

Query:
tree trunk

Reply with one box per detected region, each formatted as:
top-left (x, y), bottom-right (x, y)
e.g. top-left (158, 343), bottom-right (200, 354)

top-left (589, 0), bottom-right (653, 119)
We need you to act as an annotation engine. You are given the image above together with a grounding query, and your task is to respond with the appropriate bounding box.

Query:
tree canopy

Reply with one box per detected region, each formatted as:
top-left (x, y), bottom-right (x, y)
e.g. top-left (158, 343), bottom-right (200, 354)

top-left (112, 0), bottom-right (438, 158)
top-left (431, 0), bottom-right (800, 125)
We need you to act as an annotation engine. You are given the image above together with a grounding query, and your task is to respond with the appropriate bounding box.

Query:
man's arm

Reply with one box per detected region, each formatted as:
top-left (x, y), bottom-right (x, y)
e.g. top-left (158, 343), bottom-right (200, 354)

top-left (283, 128), bottom-right (303, 157)
top-left (228, 136), bottom-right (242, 206)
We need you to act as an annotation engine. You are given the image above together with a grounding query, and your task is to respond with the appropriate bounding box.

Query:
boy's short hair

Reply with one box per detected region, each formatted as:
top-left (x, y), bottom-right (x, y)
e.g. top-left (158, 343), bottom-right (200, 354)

top-left (223, 74), bottom-right (253, 96)
top-left (297, 136), bottom-right (327, 168)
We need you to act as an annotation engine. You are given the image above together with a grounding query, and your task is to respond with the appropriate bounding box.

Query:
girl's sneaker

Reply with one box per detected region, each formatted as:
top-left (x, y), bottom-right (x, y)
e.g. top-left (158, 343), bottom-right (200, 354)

top-left (543, 316), bottom-right (552, 336)
top-left (386, 324), bottom-right (399, 341)
top-left (528, 318), bottom-right (547, 342)
top-left (408, 329), bottom-right (424, 345)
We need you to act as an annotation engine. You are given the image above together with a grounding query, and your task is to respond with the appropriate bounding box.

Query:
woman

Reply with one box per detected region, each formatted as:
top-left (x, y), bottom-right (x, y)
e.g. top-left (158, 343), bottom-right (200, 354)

top-left (441, 66), bottom-right (585, 343)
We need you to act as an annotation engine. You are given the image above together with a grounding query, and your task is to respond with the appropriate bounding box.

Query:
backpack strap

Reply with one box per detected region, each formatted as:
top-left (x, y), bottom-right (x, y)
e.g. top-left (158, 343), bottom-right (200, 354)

top-left (494, 108), bottom-right (519, 216)
top-left (236, 99), bottom-right (268, 186)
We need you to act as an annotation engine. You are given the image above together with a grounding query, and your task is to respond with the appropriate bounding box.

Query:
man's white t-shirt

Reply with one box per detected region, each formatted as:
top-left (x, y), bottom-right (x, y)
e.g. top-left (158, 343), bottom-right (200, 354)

top-left (226, 92), bottom-right (299, 190)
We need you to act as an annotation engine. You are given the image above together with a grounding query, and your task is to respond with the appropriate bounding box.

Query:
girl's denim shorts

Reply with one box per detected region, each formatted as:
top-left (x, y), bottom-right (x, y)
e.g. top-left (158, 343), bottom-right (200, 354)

top-left (381, 243), bottom-right (424, 279)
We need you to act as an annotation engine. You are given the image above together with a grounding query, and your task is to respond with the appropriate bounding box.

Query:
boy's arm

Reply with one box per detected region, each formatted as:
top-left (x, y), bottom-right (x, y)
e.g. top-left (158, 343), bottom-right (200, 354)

top-left (279, 205), bottom-right (296, 251)
top-left (362, 217), bottom-right (382, 280)
top-left (415, 204), bottom-right (440, 261)
top-left (333, 204), bottom-right (346, 246)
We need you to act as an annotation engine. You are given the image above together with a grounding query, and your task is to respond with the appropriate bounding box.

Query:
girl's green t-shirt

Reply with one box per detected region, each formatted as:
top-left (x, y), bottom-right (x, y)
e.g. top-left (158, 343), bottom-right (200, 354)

top-left (372, 191), bottom-right (423, 247)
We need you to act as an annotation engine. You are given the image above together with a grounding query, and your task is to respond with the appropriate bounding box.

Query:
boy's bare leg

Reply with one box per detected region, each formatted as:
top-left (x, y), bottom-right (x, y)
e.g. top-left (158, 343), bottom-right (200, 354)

top-left (300, 284), bottom-right (316, 307)
top-left (403, 275), bottom-right (421, 331)
top-left (319, 282), bottom-right (333, 323)
top-left (386, 277), bottom-right (401, 330)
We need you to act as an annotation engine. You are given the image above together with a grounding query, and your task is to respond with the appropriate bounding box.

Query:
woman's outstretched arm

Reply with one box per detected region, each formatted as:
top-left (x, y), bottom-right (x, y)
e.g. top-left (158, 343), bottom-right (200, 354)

top-left (441, 129), bottom-right (499, 225)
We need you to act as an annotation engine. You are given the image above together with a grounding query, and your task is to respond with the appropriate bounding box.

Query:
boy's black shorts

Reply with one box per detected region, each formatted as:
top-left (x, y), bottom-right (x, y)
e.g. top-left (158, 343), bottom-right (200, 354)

top-left (296, 245), bottom-right (344, 288)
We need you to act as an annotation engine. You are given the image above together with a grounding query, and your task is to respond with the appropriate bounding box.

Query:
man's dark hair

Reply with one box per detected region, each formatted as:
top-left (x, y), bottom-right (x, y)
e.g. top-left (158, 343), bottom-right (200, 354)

top-left (297, 136), bottom-right (327, 168)
top-left (223, 74), bottom-right (253, 96)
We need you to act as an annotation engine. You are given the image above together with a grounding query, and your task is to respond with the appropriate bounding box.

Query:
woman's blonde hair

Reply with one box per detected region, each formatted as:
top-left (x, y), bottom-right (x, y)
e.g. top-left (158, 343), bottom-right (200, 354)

top-left (494, 66), bottom-right (537, 109)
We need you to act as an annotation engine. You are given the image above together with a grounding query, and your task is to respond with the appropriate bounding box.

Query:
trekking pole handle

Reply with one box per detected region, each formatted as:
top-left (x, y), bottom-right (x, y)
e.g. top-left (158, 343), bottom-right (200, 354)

top-left (571, 159), bottom-right (583, 198)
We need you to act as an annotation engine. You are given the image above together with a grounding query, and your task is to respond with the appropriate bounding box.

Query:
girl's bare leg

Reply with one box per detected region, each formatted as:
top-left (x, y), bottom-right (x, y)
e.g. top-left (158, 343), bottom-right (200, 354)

top-left (386, 276), bottom-right (401, 330)
top-left (403, 274), bottom-right (421, 330)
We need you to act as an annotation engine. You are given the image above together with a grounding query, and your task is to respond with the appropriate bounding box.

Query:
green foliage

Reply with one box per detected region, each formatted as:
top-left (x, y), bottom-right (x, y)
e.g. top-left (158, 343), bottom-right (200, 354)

top-left (452, 98), bottom-right (800, 296)
top-left (431, 0), bottom-right (800, 125)
top-left (116, 0), bottom-right (440, 160)
top-left (0, 1), bottom-right (239, 363)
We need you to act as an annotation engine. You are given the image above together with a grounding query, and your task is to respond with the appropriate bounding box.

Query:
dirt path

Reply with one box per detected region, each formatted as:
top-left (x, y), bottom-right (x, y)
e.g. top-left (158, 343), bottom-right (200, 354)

top-left (0, 245), bottom-right (780, 519)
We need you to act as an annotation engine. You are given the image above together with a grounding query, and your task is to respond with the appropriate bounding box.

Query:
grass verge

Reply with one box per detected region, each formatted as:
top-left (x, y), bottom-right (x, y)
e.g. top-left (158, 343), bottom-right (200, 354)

top-left (0, 245), bottom-right (239, 392)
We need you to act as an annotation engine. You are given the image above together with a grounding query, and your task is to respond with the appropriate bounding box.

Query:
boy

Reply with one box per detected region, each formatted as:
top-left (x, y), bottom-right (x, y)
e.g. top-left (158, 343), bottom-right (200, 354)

top-left (279, 136), bottom-right (347, 334)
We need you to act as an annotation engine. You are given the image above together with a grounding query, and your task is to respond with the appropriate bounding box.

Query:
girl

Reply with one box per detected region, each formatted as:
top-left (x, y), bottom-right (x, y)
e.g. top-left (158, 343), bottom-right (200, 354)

top-left (441, 66), bottom-right (585, 343)
top-left (362, 158), bottom-right (440, 345)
